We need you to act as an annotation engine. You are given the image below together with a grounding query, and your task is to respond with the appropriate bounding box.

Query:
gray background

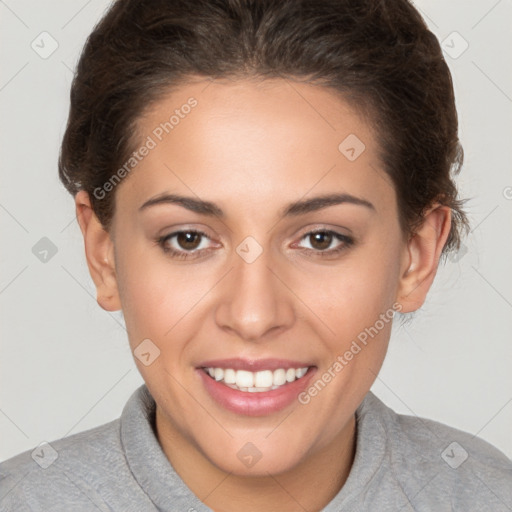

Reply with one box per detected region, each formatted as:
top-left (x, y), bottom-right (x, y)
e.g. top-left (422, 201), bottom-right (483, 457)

top-left (1, 0), bottom-right (511, 463)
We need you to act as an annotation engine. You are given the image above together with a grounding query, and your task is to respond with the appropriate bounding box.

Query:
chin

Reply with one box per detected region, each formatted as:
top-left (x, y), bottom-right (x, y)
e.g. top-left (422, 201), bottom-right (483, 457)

top-left (198, 434), bottom-right (314, 477)
top-left (210, 449), bottom-right (306, 478)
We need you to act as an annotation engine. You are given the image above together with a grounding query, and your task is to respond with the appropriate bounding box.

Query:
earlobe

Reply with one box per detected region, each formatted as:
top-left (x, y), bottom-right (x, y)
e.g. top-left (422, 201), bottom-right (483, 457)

top-left (75, 191), bottom-right (122, 312)
top-left (397, 205), bottom-right (452, 313)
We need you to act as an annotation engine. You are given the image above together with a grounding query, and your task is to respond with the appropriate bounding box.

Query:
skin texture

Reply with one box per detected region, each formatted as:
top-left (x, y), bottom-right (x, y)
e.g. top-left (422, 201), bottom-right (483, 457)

top-left (75, 78), bottom-right (451, 511)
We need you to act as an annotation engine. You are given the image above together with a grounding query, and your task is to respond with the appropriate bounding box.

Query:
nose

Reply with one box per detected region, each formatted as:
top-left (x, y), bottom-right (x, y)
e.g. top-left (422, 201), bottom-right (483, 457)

top-left (214, 247), bottom-right (295, 342)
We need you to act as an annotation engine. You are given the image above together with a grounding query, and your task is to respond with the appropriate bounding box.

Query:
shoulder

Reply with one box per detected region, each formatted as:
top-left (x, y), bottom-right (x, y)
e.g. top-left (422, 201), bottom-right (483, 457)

top-left (363, 392), bottom-right (512, 510)
top-left (0, 419), bottom-right (129, 511)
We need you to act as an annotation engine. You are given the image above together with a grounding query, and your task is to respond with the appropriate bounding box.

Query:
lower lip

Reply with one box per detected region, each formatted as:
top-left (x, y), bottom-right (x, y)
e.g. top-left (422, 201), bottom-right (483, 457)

top-left (197, 368), bottom-right (316, 417)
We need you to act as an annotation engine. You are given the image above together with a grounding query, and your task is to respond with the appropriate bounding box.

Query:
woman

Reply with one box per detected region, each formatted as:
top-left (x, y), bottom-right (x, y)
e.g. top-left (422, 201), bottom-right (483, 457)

top-left (1, 0), bottom-right (511, 510)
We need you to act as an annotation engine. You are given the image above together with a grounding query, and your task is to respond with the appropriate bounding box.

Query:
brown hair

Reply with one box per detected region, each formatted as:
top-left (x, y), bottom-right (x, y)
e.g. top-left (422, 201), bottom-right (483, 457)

top-left (59, 0), bottom-right (468, 253)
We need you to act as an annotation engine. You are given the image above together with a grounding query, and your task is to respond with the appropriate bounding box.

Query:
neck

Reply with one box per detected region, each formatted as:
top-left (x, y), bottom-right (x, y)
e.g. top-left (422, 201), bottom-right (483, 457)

top-left (155, 408), bottom-right (356, 512)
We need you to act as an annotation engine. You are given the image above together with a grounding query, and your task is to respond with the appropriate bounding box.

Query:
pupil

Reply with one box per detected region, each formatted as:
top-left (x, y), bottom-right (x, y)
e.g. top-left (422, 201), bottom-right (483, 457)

top-left (177, 232), bottom-right (200, 250)
top-left (311, 232), bottom-right (332, 250)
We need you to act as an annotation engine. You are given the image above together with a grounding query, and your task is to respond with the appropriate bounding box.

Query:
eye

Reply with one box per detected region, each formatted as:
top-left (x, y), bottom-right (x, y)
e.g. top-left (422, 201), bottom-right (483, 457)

top-left (156, 228), bottom-right (353, 261)
top-left (157, 229), bottom-right (214, 259)
top-left (295, 229), bottom-right (354, 255)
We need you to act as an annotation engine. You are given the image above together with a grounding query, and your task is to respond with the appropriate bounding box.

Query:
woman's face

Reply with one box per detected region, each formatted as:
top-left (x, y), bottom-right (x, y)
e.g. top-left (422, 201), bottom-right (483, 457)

top-left (106, 78), bottom-right (410, 475)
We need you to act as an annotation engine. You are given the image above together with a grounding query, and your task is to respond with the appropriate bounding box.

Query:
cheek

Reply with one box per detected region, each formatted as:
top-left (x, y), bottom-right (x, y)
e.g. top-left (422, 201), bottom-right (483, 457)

top-left (299, 251), bottom-right (402, 400)
top-left (302, 249), bottom-right (401, 341)
top-left (114, 248), bottom-right (196, 347)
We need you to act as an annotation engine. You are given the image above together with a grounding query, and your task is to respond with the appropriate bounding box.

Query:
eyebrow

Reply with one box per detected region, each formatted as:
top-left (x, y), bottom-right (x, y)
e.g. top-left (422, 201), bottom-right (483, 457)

top-left (139, 192), bottom-right (375, 217)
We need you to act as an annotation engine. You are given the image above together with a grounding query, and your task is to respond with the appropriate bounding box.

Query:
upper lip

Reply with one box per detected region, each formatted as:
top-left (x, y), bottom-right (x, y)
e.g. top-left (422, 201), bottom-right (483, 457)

top-left (198, 358), bottom-right (314, 372)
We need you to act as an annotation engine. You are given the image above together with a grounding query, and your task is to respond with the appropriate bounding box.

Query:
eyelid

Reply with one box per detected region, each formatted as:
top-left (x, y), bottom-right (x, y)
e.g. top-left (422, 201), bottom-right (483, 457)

top-left (155, 222), bottom-right (214, 238)
top-left (294, 223), bottom-right (353, 237)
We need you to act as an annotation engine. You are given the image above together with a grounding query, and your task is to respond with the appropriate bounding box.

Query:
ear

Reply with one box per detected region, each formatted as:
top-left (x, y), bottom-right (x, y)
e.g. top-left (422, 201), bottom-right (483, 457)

top-left (75, 191), bottom-right (121, 312)
top-left (397, 205), bottom-right (452, 313)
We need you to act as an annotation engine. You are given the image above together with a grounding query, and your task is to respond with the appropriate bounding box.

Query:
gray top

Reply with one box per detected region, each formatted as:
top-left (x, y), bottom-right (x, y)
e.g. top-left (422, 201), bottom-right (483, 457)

top-left (1, 385), bottom-right (511, 511)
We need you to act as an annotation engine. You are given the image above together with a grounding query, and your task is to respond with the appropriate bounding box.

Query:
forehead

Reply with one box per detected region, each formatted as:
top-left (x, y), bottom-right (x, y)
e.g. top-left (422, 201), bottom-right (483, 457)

top-left (119, 78), bottom-right (394, 215)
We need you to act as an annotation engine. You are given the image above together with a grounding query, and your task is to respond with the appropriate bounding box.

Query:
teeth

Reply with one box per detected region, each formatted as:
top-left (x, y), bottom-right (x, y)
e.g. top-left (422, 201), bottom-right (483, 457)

top-left (254, 370), bottom-right (273, 388)
top-left (223, 368), bottom-right (236, 384)
top-left (204, 366), bottom-right (309, 392)
top-left (285, 368), bottom-right (296, 382)
top-left (295, 367), bottom-right (308, 378)
top-left (236, 370), bottom-right (254, 388)
top-left (273, 369), bottom-right (286, 386)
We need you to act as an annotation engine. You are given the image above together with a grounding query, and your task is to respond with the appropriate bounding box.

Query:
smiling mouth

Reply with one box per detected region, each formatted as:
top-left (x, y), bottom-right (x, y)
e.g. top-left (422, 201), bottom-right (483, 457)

top-left (201, 366), bottom-right (312, 393)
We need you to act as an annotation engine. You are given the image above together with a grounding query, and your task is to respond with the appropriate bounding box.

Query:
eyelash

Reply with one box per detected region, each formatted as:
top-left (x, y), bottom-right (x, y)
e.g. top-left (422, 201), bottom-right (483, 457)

top-left (156, 229), bottom-right (354, 261)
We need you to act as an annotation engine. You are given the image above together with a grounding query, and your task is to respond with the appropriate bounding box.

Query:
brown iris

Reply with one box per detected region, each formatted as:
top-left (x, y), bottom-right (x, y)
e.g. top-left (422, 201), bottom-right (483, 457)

top-left (309, 232), bottom-right (333, 251)
top-left (177, 232), bottom-right (202, 250)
